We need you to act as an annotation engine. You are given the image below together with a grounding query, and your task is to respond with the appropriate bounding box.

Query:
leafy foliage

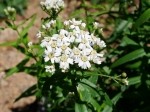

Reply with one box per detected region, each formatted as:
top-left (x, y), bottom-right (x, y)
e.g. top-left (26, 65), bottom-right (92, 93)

top-left (1, 0), bottom-right (150, 112)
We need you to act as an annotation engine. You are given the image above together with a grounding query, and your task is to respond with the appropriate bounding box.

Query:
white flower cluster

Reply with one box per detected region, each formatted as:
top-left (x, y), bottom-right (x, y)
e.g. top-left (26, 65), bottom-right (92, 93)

top-left (40, 18), bottom-right (106, 73)
top-left (40, 0), bottom-right (65, 15)
top-left (42, 20), bottom-right (56, 29)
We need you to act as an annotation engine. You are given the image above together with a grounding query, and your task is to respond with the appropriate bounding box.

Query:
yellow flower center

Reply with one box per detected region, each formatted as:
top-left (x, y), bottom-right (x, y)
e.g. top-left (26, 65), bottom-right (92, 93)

top-left (48, 53), bottom-right (54, 58)
top-left (82, 38), bottom-right (87, 44)
top-left (73, 48), bottom-right (80, 55)
top-left (91, 50), bottom-right (97, 55)
top-left (50, 41), bottom-right (57, 48)
top-left (60, 55), bottom-right (67, 62)
top-left (61, 45), bottom-right (67, 50)
top-left (81, 55), bottom-right (88, 62)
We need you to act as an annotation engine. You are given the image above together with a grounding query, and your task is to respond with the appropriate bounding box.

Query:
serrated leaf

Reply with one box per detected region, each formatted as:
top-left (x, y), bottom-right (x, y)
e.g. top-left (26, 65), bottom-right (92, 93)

top-left (111, 48), bottom-right (146, 68)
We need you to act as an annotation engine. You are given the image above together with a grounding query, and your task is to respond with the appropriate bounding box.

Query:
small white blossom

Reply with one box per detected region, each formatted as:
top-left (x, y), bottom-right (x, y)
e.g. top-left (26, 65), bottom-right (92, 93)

top-left (43, 20), bottom-right (56, 29)
top-left (59, 54), bottom-right (73, 70)
top-left (78, 55), bottom-right (91, 69)
top-left (45, 65), bottom-right (55, 74)
top-left (28, 42), bottom-right (33, 47)
top-left (93, 22), bottom-right (100, 29)
top-left (36, 31), bottom-right (42, 38)
top-left (96, 38), bottom-right (106, 48)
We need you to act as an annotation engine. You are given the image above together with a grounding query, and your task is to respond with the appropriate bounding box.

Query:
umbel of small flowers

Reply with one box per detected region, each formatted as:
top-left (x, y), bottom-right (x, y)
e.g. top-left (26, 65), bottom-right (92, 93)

top-left (38, 18), bottom-right (106, 73)
top-left (40, 0), bottom-right (65, 16)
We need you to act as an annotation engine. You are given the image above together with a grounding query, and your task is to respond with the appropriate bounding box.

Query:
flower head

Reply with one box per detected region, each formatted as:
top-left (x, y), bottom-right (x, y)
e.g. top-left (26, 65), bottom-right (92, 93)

top-left (40, 0), bottom-right (65, 15)
top-left (39, 18), bottom-right (106, 73)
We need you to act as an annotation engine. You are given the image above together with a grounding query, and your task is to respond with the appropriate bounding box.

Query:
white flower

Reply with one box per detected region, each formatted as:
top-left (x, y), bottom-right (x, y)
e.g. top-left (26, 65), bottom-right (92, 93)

top-left (64, 20), bottom-right (70, 26)
top-left (71, 47), bottom-right (81, 63)
top-left (44, 48), bottom-right (60, 63)
top-left (78, 55), bottom-right (91, 69)
top-left (70, 18), bottom-right (82, 26)
top-left (59, 54), bottom-right (73, 70)
top-left (45, 65), bottom-right (55, 74)
top-left (93, 22), bottom-right (100, 29)
top-left (43, 20), bottom-right (56, 29)
top-left (28, 42), bottom-right (33, 47)
top-left (81, 23), bottom-right (86, 28)
top-left (96, 38), bottom-right (106, 48)
top-left (36, 31), bottom-right (42, 38)
top-left (40, 0), bottom-right (65, 15)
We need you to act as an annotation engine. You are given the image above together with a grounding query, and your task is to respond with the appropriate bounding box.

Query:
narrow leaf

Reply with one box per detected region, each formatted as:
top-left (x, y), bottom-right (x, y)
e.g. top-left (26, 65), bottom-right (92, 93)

top-left (102, 93), bottom-right (122, 112)
top-left (122, 36), bottom-right (139, 46)
top-left (0, 41), bottom-right (17, 46)
top-left (128, 76), bottom-right (141, 85)
top-left (20, 14), bottom-right (36, 38)
top-left (15, 84), bottom-right (37, 102)
top-left (111, 48), bottom-right (146, 68)
top-left (134, 8), bottom-right (150, 28)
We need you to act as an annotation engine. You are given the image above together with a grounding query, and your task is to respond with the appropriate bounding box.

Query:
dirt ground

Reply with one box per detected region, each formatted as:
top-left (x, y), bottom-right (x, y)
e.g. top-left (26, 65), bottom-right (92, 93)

top-left (0, 0), bottom-right (81, 112)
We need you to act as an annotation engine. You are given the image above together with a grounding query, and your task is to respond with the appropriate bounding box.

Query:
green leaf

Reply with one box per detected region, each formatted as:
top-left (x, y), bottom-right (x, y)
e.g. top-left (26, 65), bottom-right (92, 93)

top-left (0, 3), bottom-right (6, 18)
top-left (122, 36), bottom-right (139, 46)
top-left (77, 83), bottom-right (91, 102)
top-left (79, 82), bottom-right (99, 98)
top-left (128, 76), bottom-right (141, 85)
top-left (0, 26), bottom-right (4, 31)
top-left (104, 93), bottom-right (113, 106)
top-left (20, 14), bottom-right (36, 38)
top-left (15, 84), bottom-right (37, 102)
top-left (90, 98), bottom-right (101, 112)
top-left (0, 41), bottom-right (17, 46)
top-left (75, 103), bottom-right (88, 112)
top-left (116, 20), bottom-right (130, 33)
top-left (5, 21), bottom-right (13, 28)
top-left (126, 61), bottom-right (142, 69)
top-left (5, 67), bottom-right (19, 77)
top-left (111, 48), bottom-right (146, 68)
top-left (102, 93), bottom-right (122, 112)
top-left (81, 79), bottom-right (97, 88)
top-left (5, 57), bottom-right (30, 77)
top-left (88, 75), bottom-right (98, 84)
top-left (134, 8), bottom-right (150, 28)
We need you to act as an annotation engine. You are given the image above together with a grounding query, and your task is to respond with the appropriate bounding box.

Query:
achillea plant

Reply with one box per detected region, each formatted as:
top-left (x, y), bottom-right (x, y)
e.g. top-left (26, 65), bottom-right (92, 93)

top-left (2, 0), bottom-right (130, 112)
